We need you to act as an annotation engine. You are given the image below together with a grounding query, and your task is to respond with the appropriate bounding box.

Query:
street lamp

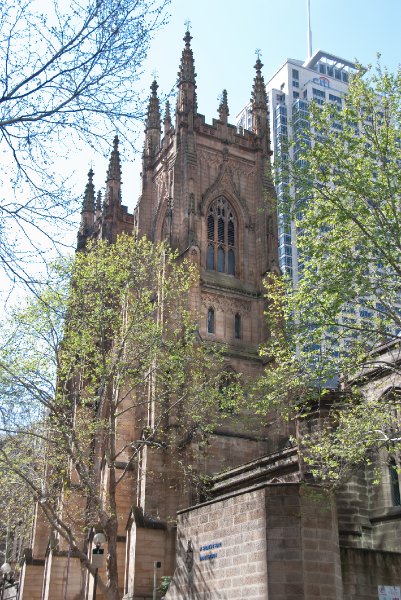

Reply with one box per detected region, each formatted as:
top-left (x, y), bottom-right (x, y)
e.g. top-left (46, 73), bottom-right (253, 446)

top-left (153, 561), bottom-right (161, 600)
top-left (92, 533), bottom-right (106, 600)
top-left (0, 563), bottom-right (12, 600)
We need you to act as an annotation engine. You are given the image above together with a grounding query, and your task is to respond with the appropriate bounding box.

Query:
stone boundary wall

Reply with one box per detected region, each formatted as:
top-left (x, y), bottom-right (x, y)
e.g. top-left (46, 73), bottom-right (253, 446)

top-left (165, 482), bottom-right (343, 600)
top-left (165, 485), bottom-right (268, 599)
top-left (341, 547), bottom-right (401, 600)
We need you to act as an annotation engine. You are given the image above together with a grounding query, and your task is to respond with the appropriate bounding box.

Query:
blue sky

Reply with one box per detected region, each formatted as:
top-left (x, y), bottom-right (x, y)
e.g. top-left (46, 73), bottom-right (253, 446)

top-left (144, 0), bottom-right (400, 125)
top-left (106, 0), bottom-right (401, 207)
top-left (3, 0), bottom-right (400, 305)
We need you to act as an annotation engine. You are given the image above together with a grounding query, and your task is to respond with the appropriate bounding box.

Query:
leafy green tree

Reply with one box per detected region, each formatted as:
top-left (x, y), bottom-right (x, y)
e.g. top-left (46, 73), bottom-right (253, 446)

top-left (0, 461), bottom-right (35, 567)
top-left (0, 235), bottom-right (233, 600)
top-left (257, 63), bottom-right (401, 485)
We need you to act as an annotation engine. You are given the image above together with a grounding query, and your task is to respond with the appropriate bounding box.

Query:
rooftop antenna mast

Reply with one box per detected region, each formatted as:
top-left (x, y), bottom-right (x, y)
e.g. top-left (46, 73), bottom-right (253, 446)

top-left (307, 0), bottom-right (312, 59)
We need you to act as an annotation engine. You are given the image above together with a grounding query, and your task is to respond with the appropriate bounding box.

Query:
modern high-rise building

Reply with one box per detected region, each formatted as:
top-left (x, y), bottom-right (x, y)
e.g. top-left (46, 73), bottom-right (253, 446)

top-left (237, 50), bottom-right (358, 285)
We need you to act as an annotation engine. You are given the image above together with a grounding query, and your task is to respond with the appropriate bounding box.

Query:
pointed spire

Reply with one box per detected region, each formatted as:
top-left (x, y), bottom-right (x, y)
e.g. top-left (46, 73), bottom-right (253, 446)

top-left (104, 136), bottom-right (122, 211)
top-left (96, 190), bottom-right (102, 215)
top-left (178, 30), bottom-right (196, 85)
top-left (144, 80), bottom-right (161, 156)
top-left (106, 135), bottom-right (122, 182)
top-left (176, 29), bottom-right (197, 118)
top-left (250, 57), bottom-right (270, 152)
top-left (218, 89), bottom-right (229, 123)
top-left (163, 100), bottom-right (172, 135)
top-left (82, 168), bottom-right (95, 212)
top-left (77, 169), bottom-right (95, 250)
top-left (146, 80), bottom-right (161, 131)
top-left (251, 58), bottom-right (268, 113)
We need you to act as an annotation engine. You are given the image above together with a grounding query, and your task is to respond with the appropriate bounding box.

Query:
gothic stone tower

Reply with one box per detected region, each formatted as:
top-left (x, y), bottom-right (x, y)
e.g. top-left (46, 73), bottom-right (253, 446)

top-left (137, 33), bottom-right (278, 343)
top-left (124, 31), bottom-right (278, 599)
top-left (19, 30), bottom-right (278, 600)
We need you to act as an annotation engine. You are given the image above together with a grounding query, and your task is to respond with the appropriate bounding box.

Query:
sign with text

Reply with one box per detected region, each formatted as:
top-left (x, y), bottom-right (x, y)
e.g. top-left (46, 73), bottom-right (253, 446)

top-left (199, 542), bottom-right (222, 562)
top-left (378, 586), bottom-right (401, 600)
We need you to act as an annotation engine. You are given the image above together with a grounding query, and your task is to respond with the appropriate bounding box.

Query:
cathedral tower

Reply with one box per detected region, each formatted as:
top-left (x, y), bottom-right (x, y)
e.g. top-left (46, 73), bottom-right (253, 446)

top-left (20, 30), bottom-right (278, 600)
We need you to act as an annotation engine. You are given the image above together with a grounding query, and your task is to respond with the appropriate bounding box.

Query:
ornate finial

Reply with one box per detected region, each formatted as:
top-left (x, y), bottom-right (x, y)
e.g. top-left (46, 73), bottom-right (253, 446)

top-left (151, 69), bottom-right (159, 81)
top-left (150, 79), bottom-right (159, 97)
top-left (218, 89), bottom-right (229, 122)
top-left (183, 29), bottom-right (192, 48)
top-left (107, 136), bottom-right (122, 182)
top-left (184, 19), bottom-right (191, 31)
top-left (254, 58), bottom-right (264, 75)
top-left (255, 48), bottom-right (262, 59)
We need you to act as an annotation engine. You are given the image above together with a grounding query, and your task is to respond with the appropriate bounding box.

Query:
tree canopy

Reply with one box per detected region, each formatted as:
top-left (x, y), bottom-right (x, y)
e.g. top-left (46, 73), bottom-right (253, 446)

top-left (257, 63), bottom-right (401, 485)
top-left (0, 235), bottom-right (235, 599)
top-left (0, 0), bottom-right (169, 286)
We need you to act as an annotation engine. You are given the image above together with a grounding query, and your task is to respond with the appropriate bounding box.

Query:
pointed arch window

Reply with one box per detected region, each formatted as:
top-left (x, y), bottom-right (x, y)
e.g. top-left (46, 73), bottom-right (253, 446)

top-left (207, 197), bottom-right (237, 275)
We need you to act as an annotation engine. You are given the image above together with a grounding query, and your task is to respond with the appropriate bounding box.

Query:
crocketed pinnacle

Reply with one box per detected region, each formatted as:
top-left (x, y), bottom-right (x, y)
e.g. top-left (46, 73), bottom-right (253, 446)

top-left (218, 89), bottom-right (229, 122)
top-left (177, 30), bottom-right (196, 85)
top-left (251, 58), bottom-right (268, 110)
top-left (145, 80), bottom-right (161, 131)
top-left (164, 100), bottom-right (172, 131)
top-left (82, 168), bottom-right (95, 213)
top-left (96, 190), bottom-right (102, 213)
top-left (106, 135), bottom-right (122, 182)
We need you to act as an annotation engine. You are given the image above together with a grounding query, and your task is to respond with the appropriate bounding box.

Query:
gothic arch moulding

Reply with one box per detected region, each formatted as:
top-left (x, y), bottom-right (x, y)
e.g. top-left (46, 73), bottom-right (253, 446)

top-left (199, 156), bottom-right (251, 227)
top-left (153, 195), bottom-right (172, 242)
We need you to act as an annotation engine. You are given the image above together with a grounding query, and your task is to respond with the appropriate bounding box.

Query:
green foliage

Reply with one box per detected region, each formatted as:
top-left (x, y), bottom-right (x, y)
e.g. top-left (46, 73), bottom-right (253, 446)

top-left (159, 575), bottom-right (172, 595)
top-left (0, 234), bottom-right (235, 597)
top-left (0, 456), bottom-right (35, 566)
top-left (259, 62), bottom-right (401, 484)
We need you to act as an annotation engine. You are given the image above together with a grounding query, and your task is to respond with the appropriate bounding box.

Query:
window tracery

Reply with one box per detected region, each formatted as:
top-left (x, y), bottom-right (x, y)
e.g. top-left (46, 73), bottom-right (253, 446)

top-left (207, 197), bottom-right (236, 275)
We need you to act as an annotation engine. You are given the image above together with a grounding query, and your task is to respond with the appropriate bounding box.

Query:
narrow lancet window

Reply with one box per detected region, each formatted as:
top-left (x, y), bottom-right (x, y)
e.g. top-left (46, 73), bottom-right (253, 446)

top-left (207, 307), bottom-right (215, 334)
top-left (234, 313), bottom-right (241, 339)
